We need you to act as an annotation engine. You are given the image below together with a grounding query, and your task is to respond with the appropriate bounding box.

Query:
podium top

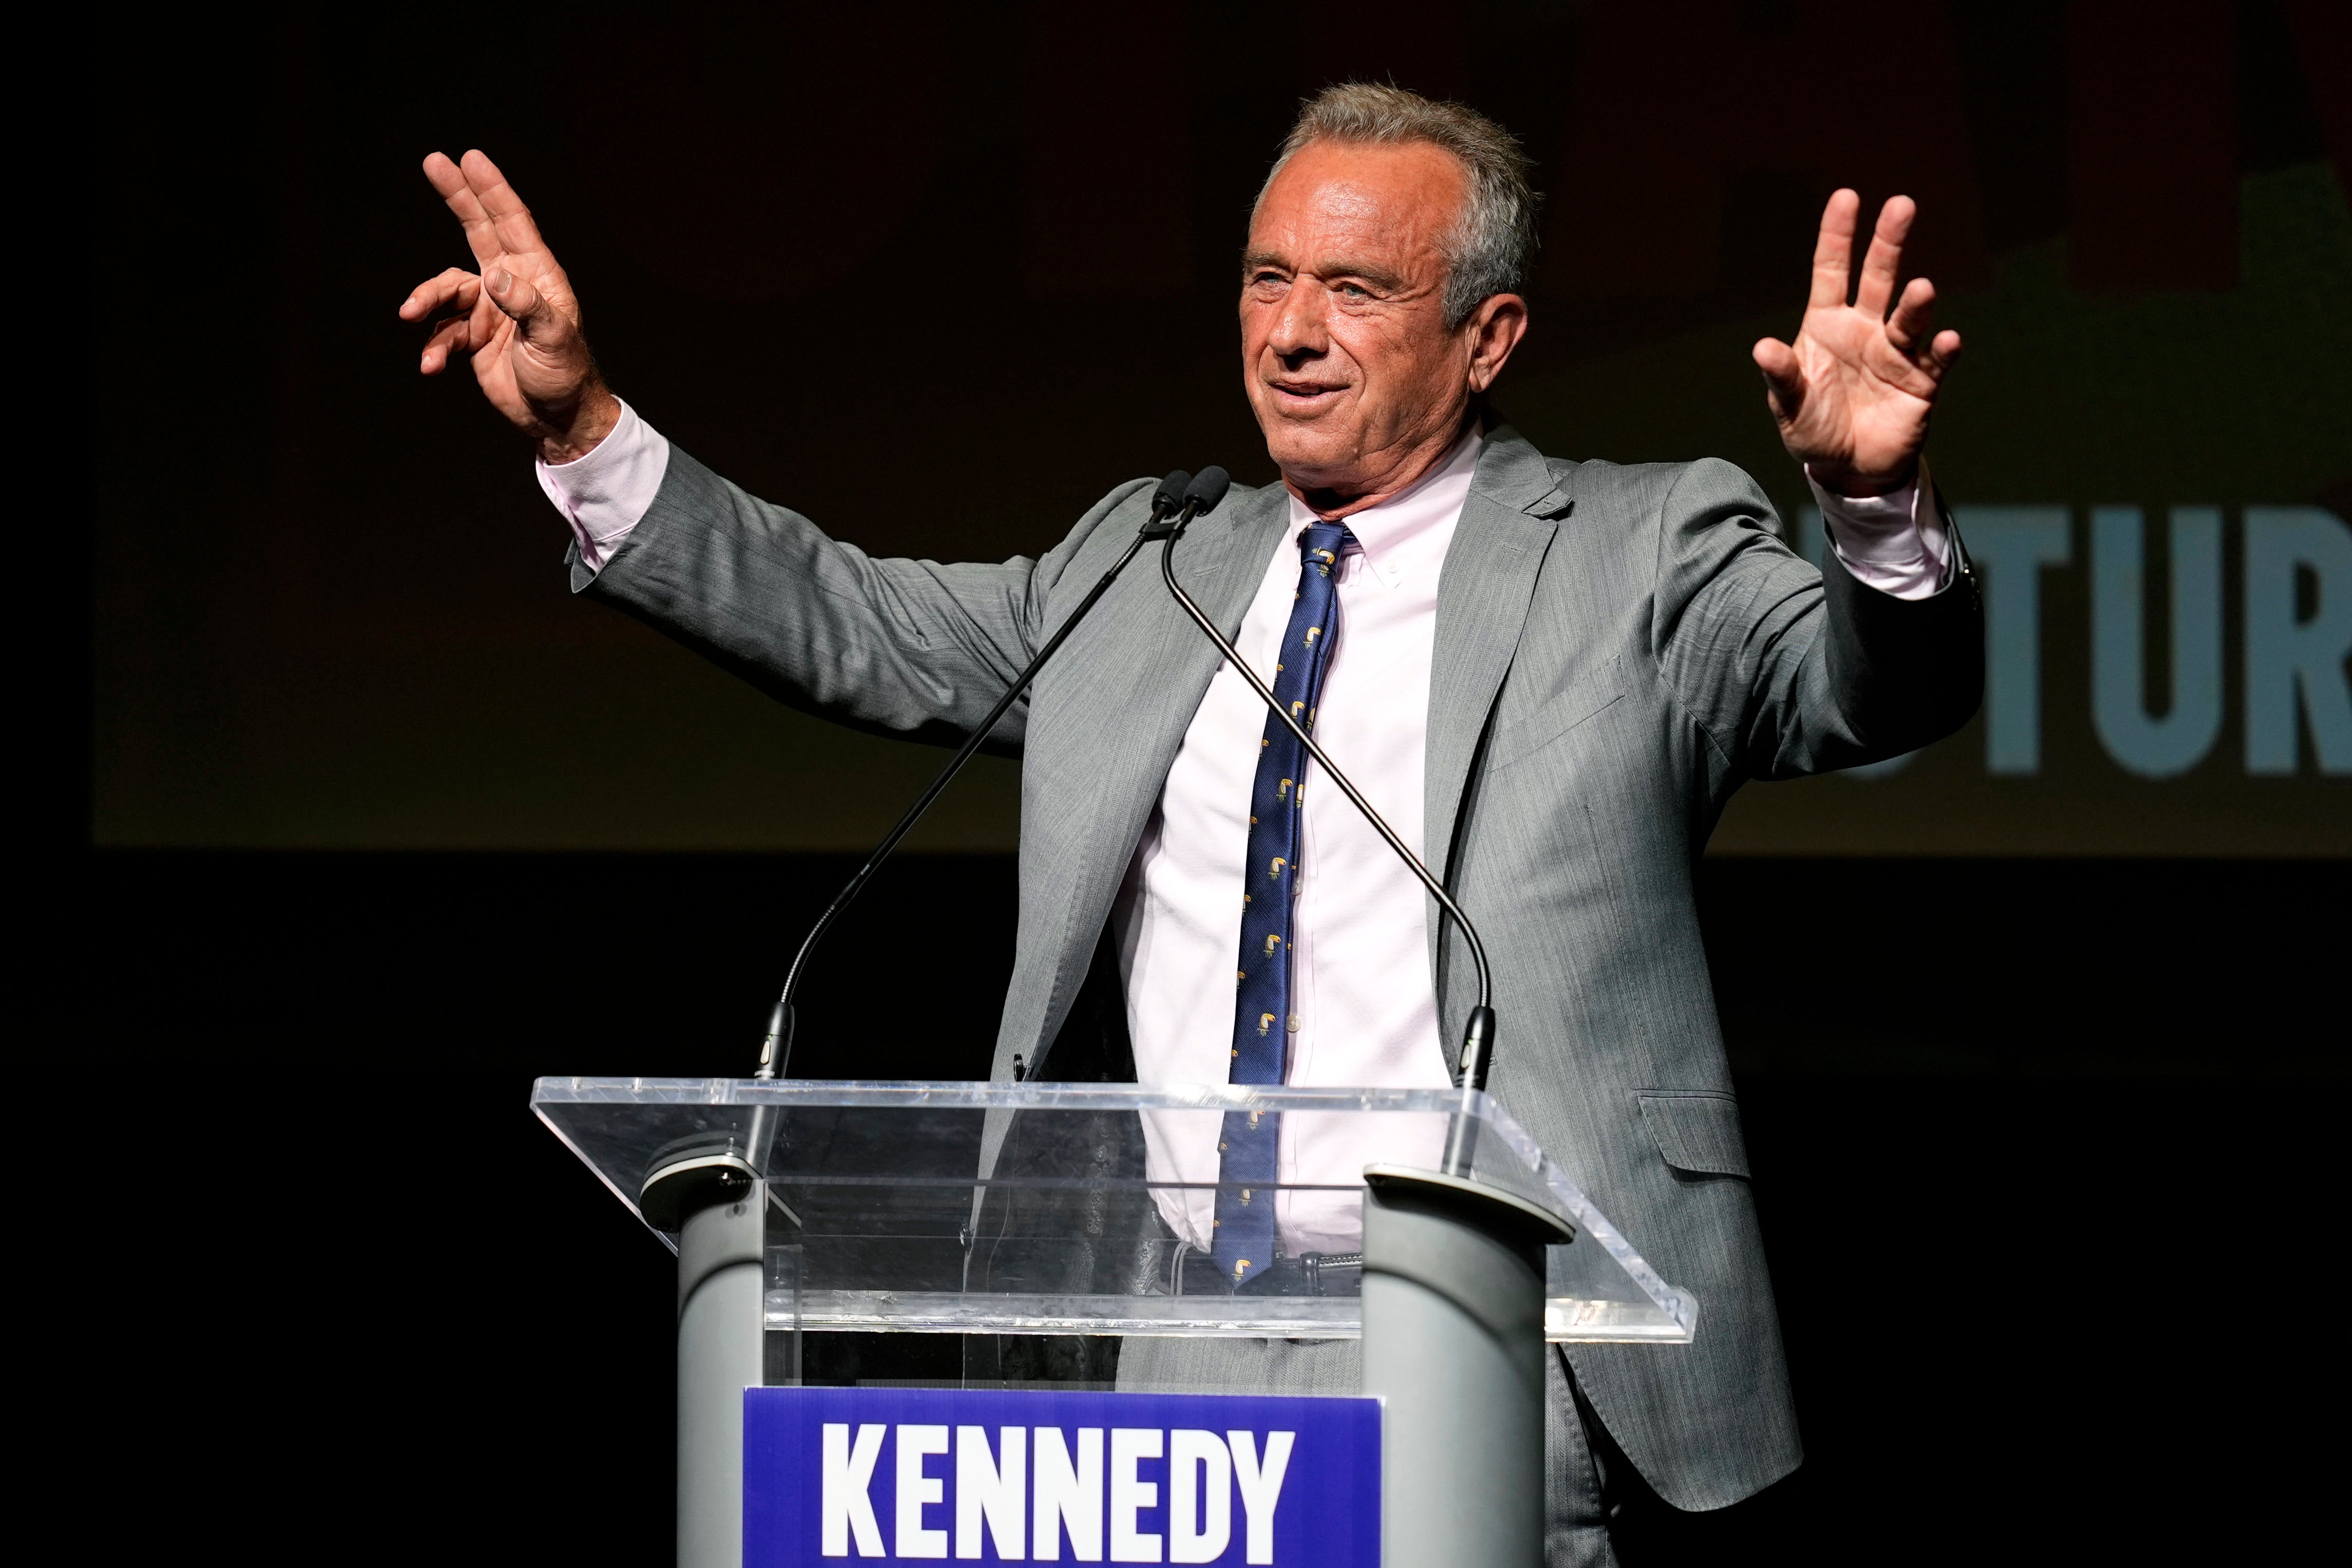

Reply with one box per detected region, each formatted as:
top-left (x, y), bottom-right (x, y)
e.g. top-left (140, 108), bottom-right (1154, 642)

top-left (532, 1077), bottom-right (1695, 1345)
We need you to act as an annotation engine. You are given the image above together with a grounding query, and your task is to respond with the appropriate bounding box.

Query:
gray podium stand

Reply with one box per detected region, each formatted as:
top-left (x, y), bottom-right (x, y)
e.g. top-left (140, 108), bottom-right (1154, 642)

top-left (534, 1079), bottom-right (1694, 1567)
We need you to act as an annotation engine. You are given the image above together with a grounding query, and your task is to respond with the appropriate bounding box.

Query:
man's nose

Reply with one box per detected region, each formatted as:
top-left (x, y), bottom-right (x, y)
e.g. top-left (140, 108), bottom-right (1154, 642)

top-left (1267, 283), bottom-right (1330, 362)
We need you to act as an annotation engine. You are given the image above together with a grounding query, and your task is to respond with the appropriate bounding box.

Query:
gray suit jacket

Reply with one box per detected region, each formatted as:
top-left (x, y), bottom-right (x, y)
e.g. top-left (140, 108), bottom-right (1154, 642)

top-left (578, 426), bottom-right (1982, 1510)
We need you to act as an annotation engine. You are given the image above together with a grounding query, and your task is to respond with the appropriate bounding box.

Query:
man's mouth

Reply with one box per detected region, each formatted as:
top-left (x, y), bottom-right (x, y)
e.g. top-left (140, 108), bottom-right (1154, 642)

top-left (1267, 379), bottom-right (1348, 410)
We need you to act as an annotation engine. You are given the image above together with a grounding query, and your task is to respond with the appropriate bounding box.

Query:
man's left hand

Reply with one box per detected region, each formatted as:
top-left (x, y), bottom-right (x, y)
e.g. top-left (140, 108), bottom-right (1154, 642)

top-left (1752, 190), bottom-right (1962, 497)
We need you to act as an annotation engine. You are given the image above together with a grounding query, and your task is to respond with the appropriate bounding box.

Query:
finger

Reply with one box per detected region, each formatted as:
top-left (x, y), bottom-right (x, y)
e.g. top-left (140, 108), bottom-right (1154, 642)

top-left (459, 149), bottom-right (558, 277)
top-left (424, 151), bottom-right (506, 269)
top-left (1808, 189), bottom-right (1861, 310)
top-left (1885, 275), bottom-right (1937, 354)
top-left (470, 282), bottom-right (507, 348)
top-left (1854, 194), bottom-right (1917, 318)
top-left (399, 266), bottom-right (479, 322)
top-left (1921, 327), bottom-right (1963, 380)
top-left (1751, 337), bottom-right (1804, 421)
top-left (418, 316), bottom-right (473, 375)
top-left (421, 150), bottom-right (465, 199)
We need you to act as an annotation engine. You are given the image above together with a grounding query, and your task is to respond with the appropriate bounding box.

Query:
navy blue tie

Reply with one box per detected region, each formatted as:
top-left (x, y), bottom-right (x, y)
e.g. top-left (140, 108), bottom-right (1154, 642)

top-left (1214, 521), bottom-right (1354, 1288)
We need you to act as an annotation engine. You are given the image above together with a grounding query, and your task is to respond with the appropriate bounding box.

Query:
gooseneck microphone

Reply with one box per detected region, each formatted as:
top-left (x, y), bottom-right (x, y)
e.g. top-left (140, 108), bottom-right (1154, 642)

top-left (753, 471), bottom-right (1203, 1080)
top-left (1156, 467), bottom-right (1499, 1176)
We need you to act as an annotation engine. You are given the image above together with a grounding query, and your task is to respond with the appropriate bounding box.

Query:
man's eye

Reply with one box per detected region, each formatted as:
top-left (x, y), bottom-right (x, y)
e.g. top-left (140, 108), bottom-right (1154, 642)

top-left (1339, 283), bottom-right (1371, 300)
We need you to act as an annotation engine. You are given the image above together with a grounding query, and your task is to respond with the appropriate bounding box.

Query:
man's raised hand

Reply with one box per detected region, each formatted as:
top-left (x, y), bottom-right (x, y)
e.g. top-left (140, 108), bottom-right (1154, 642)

top-left (399, 151), bottom-right (618, 463)
top-left (1752, 191), bottom-right (1962, 497)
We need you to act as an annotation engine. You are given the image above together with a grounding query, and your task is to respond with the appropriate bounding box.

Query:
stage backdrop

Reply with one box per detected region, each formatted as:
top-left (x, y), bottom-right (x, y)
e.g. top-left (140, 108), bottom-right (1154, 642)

top-left (96, 2), bottom-right (2349, 854)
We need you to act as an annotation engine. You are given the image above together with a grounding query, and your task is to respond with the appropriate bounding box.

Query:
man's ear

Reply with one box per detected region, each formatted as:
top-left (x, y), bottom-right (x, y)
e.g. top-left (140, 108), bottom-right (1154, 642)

top-left (1465, 293), bottom-right (1529, 393)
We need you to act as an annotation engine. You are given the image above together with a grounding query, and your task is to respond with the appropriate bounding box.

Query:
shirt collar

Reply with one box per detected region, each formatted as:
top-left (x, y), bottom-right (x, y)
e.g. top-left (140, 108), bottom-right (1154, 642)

top-left (1285, 424), bottom-right (1483, 578)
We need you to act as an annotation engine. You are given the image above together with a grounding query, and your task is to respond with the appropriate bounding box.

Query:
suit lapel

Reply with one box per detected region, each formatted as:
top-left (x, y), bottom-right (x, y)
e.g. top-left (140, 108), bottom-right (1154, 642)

top-left (1094, 486), bottom-right (1291, 872)
top-left (1024, 483), bottom-right (1291, 1071)
top-left (1174, 483), bottom-right (1293, 671)
top-left (1424, 429), bottom-right (1569, 889)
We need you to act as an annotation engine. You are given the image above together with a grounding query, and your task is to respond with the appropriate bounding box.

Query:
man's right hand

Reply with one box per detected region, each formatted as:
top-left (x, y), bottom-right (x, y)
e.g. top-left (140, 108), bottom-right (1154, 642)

top-left (400, 150), bottom-right (619, 464)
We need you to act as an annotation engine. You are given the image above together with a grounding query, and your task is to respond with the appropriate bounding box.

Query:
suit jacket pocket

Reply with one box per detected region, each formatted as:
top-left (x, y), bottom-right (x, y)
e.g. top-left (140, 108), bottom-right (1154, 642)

top-left (1486, 660), bottom-right (1624, 772)
top-left (1637, 1092), bottom-right (1751, 1180)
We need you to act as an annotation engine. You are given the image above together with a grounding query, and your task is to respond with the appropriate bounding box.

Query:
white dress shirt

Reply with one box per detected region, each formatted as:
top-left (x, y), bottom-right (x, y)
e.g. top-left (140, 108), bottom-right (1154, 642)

top-left (540, 409), bottom-right (1950, 1255)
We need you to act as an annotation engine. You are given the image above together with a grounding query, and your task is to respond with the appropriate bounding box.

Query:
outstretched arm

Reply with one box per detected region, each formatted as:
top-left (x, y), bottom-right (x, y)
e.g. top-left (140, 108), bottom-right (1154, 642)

top-left (583, 451), bottom-right (1155, 755)
top-left (1654, 193), bottom-right (1983, 779)
top-left (1652, 459), bottom-right (1981, 780)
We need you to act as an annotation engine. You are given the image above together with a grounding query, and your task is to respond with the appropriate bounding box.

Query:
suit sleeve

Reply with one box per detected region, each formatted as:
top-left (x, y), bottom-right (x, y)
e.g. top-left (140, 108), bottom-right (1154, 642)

top-left (1649, 457), bottom-right (1982, 780)
top-left (576, 444), bottom-right (1150, 756)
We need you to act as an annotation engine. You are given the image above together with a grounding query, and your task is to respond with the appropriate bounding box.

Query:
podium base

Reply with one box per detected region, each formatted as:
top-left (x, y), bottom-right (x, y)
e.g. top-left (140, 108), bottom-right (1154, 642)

top-left (1361, 1164), bottom-right (1574, 1568)
top-left (657, 1158), bottom-right (763, 1568)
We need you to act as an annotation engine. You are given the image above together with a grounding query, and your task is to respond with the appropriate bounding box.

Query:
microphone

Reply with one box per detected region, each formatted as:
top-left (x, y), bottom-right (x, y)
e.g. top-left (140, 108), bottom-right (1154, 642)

top-left (1154, 469), bottom-right (1499, 1177)
top-left (1183, 466), bottom-right (1231, 515)
top-left (1154, 469), bottom-right (1193, 517)
top-left (753, 471), bottom-right (1200, 1081)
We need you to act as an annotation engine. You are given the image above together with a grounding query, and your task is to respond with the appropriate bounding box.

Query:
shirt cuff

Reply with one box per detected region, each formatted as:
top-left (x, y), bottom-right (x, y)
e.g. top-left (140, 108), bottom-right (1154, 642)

top-left (1804, 462), bottom-right (1952, 601)
top-left (535, 399), bottom-right (671, 574)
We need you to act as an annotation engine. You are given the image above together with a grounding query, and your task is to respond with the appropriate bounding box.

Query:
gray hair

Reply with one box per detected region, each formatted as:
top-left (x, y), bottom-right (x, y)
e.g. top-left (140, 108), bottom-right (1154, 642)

top-left (1255, 82), bottom-right (1539, 330)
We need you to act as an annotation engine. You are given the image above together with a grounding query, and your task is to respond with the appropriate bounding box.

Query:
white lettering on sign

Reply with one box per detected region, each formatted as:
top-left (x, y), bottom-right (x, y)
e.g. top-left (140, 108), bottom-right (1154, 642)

top-left (1227, 1429), bottom-right (1295, 1566)
top-left (1033, 1427), bottom-right (1104, 1562)
top-left (895, 1425), bottom-right (950, 1558)
top-left (1945, 505), bottom-right (2352, 780)
top-left (2246, 507), bottom-right (2352, 774)
top-left (1166, 1430), bottom-right (1233, 1564)
top-left (1109, 1429), bottom-right (1163, 1562)
top-left (822, 1423), bottom-right (886, 1558)
top-left (956, 1426), bottom-right (1025, 1560)
top-left (820, 1425), bottom-right (1300, 1563)
top-left (1958, 506), bottom-right (2073, 776)
top-left (2093, 507), bottom-right (2224, 778)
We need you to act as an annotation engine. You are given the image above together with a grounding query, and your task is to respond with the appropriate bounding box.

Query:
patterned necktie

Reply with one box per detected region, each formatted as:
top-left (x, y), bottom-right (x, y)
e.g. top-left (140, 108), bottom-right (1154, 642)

top-left (1215, 520), bottom-right (1355, 1289)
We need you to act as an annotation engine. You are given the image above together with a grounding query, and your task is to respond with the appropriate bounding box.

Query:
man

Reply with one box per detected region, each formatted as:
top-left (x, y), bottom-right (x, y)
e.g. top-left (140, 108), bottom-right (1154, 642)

top-left (405, 84), bottom-right (1976, 1561)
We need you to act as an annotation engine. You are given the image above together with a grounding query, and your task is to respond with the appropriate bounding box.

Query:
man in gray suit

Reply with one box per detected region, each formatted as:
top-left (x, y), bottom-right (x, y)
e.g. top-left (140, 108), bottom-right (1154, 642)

top-left (405, 84), bottom-right (1977, 1562)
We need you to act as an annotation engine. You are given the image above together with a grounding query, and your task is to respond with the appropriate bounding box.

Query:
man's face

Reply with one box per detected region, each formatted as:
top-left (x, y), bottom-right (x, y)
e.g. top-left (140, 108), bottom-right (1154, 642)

top-left (1240, 139), bottom-right (1513, 504)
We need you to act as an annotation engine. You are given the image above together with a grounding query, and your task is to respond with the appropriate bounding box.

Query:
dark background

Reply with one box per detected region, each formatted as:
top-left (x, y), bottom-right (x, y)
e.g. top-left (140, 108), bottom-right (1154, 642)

top-left (97, 0), bottom-right (2350, 853)
top-left (85, 3), bottom-right (2347, 1564)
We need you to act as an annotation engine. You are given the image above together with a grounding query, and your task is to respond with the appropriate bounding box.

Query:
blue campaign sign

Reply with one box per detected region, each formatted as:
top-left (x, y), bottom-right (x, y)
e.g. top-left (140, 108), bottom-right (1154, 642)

top-left (743, 1386), bottom-right (1380, 1566)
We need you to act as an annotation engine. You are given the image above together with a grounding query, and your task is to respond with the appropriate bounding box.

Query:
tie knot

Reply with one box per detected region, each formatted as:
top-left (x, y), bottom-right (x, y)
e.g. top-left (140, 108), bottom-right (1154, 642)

top-left (1299, 522), bottom-right (1355, 572)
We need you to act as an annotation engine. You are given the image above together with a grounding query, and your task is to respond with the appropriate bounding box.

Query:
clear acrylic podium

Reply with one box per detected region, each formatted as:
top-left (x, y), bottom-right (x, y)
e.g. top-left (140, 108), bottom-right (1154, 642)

top-left (532, 1078), bottom-right (1695, 1566)
top-left (534, 1077), bottom-right (1693, 1344)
